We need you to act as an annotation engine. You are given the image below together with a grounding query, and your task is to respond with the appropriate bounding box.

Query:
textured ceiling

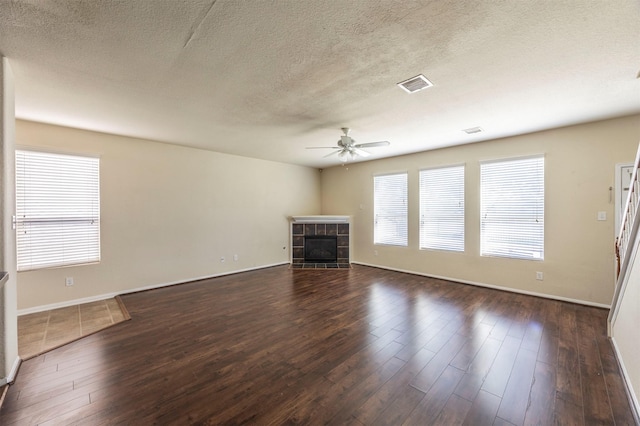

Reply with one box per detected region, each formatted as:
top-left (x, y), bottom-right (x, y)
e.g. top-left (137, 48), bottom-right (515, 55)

top-left (0, 0), bottom-right (639, 168)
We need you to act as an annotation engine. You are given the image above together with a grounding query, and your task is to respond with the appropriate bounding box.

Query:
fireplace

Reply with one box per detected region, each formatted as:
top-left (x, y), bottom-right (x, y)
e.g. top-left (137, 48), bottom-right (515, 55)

top-left (304, 236), bottom-right (337, 262)
top-left (290, 216), bottom-right (350, 268)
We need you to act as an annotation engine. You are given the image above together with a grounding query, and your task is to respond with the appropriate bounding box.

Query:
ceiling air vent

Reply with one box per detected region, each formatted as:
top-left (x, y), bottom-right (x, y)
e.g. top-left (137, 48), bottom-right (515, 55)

top-left (463, 126), bottom-right (483, 135)
top-left (397, 74), bottom-right (433, 94)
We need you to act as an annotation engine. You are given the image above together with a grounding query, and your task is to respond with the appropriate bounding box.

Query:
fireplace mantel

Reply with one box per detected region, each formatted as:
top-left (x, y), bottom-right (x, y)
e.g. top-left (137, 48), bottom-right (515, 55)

top-left (290, 215), bottom-right (350, 224)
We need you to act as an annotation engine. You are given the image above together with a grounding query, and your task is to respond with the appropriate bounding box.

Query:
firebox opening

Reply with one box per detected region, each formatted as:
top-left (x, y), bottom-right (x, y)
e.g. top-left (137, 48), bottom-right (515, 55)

top-left (304, 236), bottom-right (338, 263)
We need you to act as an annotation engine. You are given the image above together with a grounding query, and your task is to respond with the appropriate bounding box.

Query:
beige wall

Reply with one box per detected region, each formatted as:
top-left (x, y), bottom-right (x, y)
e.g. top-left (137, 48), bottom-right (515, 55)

top-left (321, 115), bottom-right (640, 305)
top-left (16, 120), bottom-right (321, 310)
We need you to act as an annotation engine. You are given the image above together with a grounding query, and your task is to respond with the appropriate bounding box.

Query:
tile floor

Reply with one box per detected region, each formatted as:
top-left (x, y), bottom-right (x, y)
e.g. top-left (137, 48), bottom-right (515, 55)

top-left (18, 298), bottom-right (129, 360)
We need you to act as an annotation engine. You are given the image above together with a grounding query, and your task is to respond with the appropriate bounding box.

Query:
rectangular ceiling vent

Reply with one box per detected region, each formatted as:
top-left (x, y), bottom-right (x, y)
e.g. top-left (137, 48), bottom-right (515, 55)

top-left (397, 74), bottom-right (433, 94)
top-left (463, 126), bottom-right (483, 134)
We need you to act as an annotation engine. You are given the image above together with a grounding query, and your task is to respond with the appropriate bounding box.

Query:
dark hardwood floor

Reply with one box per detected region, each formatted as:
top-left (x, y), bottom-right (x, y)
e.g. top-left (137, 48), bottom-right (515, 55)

top-left (0, 265), bottom-right (635, 425)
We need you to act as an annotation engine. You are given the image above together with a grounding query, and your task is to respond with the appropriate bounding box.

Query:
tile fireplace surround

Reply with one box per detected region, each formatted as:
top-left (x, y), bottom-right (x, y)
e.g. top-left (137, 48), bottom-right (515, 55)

top-left (290, 216), bottom-right (350, 269)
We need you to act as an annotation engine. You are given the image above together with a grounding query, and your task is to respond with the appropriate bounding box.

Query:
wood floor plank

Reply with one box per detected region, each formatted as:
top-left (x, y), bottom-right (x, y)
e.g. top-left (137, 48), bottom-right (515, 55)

top-left (453, 336), bottom-right (503, 401)
top-left (480, 335), bottom-right (522, 398)
top-left (2, 265), bottom-right (634, 425)
top-left (432, 393), bottom-right (473, 425)
top-left (495, 345), bottom-right (537, 425)
top-left (410, 332), bottom-right (467, 393)
top-left (555, 304), bottom-right (583, 413)
top-left (370, 384), bottom-right (426, 426)
top-left (523, 360), bottom-right (556, 425)
top-left (462, 389), bottom-right (502, 425)
top-left (575, 307), bottom-right (615, 424)
top-left (403, 365), bottom-right (465, 424)
top-left (493, 417), bottom-right (518, 426)
top-left (449, 322), bottom-right (492, 371)
top-left (3, 393), bottom-right (90, 425)
top-left (325, 355), bottom-right (406, 425)
top-left (352, 348), bottom-right (436, 424)
top-left (554, 395), bottom-right (584, 425)
top-left (596, 335), bottom-right (639, 425)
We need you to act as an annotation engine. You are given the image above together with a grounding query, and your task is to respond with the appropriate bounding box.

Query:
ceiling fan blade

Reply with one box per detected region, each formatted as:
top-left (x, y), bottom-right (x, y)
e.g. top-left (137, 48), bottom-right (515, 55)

top-left (354, 141), bottom-right (390, 148)
top-left (323, 150), bottom-right (341, 158)
top-left (306, 146), bottom-right (340, 149)
top-left (352, 147), bottom-right (371, 157)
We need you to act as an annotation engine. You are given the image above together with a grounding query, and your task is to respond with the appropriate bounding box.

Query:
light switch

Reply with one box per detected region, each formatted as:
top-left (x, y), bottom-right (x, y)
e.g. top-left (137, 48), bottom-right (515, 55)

top-left (597, 211), bottom-right (607, 221)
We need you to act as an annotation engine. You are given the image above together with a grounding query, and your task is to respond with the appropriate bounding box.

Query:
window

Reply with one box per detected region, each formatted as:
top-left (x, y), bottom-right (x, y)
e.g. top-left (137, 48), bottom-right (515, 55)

top-left (419, 165), bottom-right (464, 252)
top-left (374, 173), bottom-right (408, 246)
top-left (480, 155), bottom-right (544, 260)
top-left (15, 150), bottom-right (100, 271)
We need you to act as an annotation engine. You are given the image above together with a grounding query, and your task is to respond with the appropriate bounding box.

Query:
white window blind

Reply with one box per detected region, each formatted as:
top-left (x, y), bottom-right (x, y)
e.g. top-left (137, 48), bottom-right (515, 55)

top-left (419, 165), bottom-right (464, 252)
top-left (480, 155), bottom-right (544, 260)
top-left (16, 150), bottom-right (100, 271)
top-left (374, 173), bottom-right (408, 246)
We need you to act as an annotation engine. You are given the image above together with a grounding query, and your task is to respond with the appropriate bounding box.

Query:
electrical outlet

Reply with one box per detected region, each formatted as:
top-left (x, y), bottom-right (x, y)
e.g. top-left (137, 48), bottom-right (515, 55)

top-left (220, 256), bottom-right (225, 263)
top-left (233, 254), bottom-right (238, 261)
top-left (65, 277), bottom-right (74, 287)
top-left (374, 250), bottom-right (378, 256)
top-left (536, 271), bottom-right (544, 281)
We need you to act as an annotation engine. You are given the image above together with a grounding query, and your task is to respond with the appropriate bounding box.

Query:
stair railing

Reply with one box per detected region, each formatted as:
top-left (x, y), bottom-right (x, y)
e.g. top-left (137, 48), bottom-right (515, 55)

top-left (609, 142), bottom-right (640, 334)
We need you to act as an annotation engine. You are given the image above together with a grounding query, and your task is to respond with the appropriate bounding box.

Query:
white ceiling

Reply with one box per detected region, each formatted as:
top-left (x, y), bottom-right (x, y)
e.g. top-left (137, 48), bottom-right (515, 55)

top-left (1, 0), bottom-right (639, 168)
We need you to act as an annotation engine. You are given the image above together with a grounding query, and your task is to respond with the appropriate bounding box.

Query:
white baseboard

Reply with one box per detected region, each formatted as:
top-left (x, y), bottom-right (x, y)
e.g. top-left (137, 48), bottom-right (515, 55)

top-left (18, 262), bottom-right (289, 316)
top-left (352, 261), bottom-right (611, 309)
top-left (610, 336), bottom-right (640, 423)
top-left (0, 356), bottom-right (21, 386)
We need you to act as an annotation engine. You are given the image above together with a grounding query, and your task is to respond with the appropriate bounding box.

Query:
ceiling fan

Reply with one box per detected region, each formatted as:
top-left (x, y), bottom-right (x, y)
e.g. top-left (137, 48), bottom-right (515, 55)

top-left (307, 128), bottom-right (390, 162)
